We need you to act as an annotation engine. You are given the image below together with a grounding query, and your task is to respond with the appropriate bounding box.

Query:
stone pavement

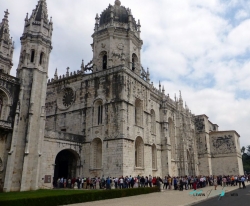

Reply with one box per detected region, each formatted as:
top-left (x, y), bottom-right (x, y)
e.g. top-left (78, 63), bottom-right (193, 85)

top-left (66, 182), bottom-right (250, 206)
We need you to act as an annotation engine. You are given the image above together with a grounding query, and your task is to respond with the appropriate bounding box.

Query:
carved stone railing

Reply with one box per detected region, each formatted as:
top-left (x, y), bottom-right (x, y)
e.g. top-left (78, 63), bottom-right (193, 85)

top-left (0, 120), bottom-right (12, 130)
top-left (44, 130), bottom-right (85, 143)
top-left (0, 72), bottom-right (19, 84)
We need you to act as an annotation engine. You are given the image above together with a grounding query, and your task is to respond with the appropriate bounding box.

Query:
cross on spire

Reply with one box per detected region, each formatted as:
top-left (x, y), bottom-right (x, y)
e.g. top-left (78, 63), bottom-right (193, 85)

top-left (4, 9), bottom-right (9, 19)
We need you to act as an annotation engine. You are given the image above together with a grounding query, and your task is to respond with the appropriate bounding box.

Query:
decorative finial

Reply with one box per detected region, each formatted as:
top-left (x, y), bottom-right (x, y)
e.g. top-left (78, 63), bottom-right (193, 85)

top-left (66, 67), bottom-right (69, 77)
top-left (4, 9), bottom-right (9, 20)
top-left (81, 59), bottom-right (85, 70)
top-left (179, 90), bottom-right (182, 100)
top-left (54, 68), bottom-right (58, 80)
top-left (115, 0), bottom-right (121, 6)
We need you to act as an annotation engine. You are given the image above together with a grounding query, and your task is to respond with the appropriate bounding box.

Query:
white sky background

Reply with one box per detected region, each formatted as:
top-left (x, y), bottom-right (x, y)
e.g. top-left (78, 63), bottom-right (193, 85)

top-left (2, 0), bottom-right (250, 147)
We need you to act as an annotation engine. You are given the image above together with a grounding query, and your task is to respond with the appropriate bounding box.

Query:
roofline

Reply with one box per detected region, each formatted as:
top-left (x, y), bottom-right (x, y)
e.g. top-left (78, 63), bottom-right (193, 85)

top-left (209, 130), bottom-right (240, 137)
top-left (195, 114), bottom-right (209, 119)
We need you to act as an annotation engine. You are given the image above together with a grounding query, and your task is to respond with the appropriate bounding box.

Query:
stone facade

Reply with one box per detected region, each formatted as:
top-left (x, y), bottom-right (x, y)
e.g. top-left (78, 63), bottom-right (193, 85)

top-left (0, 0), bottom-right (244, 192)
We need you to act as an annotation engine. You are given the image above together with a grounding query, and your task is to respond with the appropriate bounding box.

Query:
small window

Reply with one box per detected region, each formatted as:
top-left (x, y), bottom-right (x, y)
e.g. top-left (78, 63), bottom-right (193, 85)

top-left (95, 100), bottom-right (103, 125)
top-left (132, 54), bottom-right (138, 71)
top-left (39, 52), bottom-right (44, 65)
top-left (31, 50), bottom-right (35, 63)
top-left (98, 105), bottom-right (103, 125)
top-left (132, 57), bottom-right (135, 71)
top-left (103, 55), bottom-right (107, 70)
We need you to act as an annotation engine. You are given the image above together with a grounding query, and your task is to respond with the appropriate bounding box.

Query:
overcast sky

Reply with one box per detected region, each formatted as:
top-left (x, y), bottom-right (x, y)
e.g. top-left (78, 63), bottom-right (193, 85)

top-left (2, 0), bottom-right (250, 147)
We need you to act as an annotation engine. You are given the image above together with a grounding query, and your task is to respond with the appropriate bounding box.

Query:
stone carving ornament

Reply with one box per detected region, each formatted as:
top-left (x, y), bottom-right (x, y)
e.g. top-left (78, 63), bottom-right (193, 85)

top-left (194, 117), bottom-right (205, 132)
top-left (211, 135), bottom-right (235, 154)
top-left (57, 87), bottom-right (75, 110)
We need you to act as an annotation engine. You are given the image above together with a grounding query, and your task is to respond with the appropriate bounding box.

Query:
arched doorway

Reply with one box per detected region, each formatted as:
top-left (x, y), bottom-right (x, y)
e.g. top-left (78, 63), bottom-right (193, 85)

top-left (54, 149), bottom-right (79, 181)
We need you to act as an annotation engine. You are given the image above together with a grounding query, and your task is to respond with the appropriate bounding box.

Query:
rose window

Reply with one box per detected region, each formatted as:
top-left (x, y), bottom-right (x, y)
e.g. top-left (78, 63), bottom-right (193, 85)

top-left (57, 87), bottom-right (75, 110)
top-left (62, 88), bottom-right (74, 107)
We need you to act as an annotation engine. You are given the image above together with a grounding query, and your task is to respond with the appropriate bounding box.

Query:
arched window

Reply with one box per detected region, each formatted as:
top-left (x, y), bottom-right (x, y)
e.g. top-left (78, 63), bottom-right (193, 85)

top-left (103, 54), bottom-right (107, 70)
top-left (152, 144), bottom-right (157, 170)
top-left (169, 117), bottom-right (175, 159)
top-left (31, 50), bottom-right (35, 63)
top-left (39, 52), bottom-right (44, 65)
top-left (135, 98), bottom-right (142, 126)
top-left (135, 136), bottom-right (144, 168)
top-left (92, 138), bottom-right (102, 168)
top-left (132, 53), bottom-right (138, 71)
top-left (151, 109), bottom-right (156, 134)
top-left (94, 100), bottom-right (103, 125)
top-left (0, 97), bottom-right (3, 118)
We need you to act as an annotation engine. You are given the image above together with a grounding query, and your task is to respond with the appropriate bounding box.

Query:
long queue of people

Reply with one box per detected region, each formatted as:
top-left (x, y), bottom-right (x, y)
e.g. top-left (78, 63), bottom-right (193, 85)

top-left (54, 174), bottom-right (250, 190)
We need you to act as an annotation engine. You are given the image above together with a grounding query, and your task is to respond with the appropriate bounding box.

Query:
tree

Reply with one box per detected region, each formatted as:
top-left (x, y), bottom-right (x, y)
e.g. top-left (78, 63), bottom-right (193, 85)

top-left (247, 145), bottom-right (250, 156)
top-left (241, 146), bottom-right (246, 154)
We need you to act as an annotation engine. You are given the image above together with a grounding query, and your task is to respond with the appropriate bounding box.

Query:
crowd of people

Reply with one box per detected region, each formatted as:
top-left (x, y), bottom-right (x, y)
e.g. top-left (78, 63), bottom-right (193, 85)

top-left (54, 174), bottom-right (250, 191)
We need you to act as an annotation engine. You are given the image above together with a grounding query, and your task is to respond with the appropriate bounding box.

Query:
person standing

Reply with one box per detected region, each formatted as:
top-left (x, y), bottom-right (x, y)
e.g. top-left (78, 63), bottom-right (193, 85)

top-left (168, 175), bottom-right (172, 190)
top-left (241, 176), bottom-right (246, 189)
top-left (222, 176), bottom-right (227, 188)
top-left (214, 176), bottom-right (218, 190)
top-left (238, 176), bottom-right (242, 189)
top-left (149, 175), bottom-right (152, 187)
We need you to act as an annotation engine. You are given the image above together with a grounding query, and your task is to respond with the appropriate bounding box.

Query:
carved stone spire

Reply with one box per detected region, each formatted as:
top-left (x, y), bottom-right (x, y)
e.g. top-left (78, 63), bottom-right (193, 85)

top-left (54, 68), bottom-right (58, 80)
top-left (30, 0), bottom-right (49, 24)
top-left (81, 60), bottom-right (84, 70)
top-left (0, 9), bottom-right (14, 74)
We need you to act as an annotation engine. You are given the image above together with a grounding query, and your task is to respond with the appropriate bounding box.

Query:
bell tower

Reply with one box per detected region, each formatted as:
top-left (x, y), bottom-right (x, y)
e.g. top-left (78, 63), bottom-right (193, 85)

top-left (4, 0), bottom-right (53, 192)
top-left (0, 9), bottom-right (14, 74)
top-left (92, 0), bottom-right (143, 74)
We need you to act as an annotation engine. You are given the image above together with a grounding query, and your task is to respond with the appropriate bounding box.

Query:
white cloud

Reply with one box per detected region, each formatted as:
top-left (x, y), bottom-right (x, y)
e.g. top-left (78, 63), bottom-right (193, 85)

top-left (2, 0), bottom-right (250, 147)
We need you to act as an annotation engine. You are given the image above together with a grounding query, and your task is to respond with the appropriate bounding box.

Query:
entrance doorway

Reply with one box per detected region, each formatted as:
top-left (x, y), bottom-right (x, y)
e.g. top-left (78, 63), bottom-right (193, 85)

top-left (54, 149), bottom-right (78, 181)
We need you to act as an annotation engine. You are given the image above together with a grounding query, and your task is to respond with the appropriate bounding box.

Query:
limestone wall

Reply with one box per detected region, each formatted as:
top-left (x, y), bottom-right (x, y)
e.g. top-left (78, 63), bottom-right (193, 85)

top-left (209, 131), bottom-right (243, 175)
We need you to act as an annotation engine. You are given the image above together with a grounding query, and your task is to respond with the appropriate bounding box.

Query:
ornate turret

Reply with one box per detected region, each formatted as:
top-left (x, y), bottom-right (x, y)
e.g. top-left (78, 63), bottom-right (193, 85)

top-left (0, 9), bottom-right (14, 74)
top-left (17, 0), bottom-right (53, 74)
top-left (92, 0), bottom-right (143, 74)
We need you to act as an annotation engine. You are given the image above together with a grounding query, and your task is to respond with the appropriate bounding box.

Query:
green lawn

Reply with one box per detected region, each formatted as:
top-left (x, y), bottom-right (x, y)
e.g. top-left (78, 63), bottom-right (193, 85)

top-left (0, 187), bottom-right (159, 206)
top-left (0, 189), bottom-right (97, 200)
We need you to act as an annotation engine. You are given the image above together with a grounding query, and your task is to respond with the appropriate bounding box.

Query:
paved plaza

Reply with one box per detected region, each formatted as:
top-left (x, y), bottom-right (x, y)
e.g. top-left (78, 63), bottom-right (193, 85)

top-left (66, 182), bottom-right (250, 206)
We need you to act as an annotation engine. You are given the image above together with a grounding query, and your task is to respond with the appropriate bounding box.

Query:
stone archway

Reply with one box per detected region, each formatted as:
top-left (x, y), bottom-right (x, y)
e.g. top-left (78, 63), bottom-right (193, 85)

top-left (54, 149), bottom-right (79, 181)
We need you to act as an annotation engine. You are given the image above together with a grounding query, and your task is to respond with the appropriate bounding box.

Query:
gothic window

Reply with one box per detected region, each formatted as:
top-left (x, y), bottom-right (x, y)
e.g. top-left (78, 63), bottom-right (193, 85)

top-left (132, 53), bottom-right (138, 71)
top-left (135, 136), bottom-right (144, 168)
top-left (31, 50), bottom-right (35, 63)
top-left (92, 138), bottom-right (102, 168)
top-left (103, 53), bottom-right (107, 70)
top-left (0, 97), bottom-right (3, 118)
top-left (95, 100), bottom-right (103, 125)
top-left (152, 144), bottom-right (157, 170)
top-left (169, 117), bottom-right (175, 159)
top-left (39, 52), bottom-right (44, 65)
top-left (135, 98), bottom-right (142, 127)
top-left (151, 109), bottom-right (156, 134)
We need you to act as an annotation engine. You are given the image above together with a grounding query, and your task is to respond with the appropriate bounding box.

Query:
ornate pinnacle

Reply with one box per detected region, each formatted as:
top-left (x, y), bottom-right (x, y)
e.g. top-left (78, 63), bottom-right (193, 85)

top-left (81, 59), bottom-right (84, 70)
top-left (54, 68), bottom-right (58, 79)
top-left (4, 9), bottom-right (9, 20)
top-left (115, 0), bottom-right (121, 6)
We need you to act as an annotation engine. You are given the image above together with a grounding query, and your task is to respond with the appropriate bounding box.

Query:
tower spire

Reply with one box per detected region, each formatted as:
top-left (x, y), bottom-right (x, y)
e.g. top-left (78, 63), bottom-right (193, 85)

top-left (0, 9), bottom-right (14, 74)
top-left (30, 0), bottom-right (49, 23)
